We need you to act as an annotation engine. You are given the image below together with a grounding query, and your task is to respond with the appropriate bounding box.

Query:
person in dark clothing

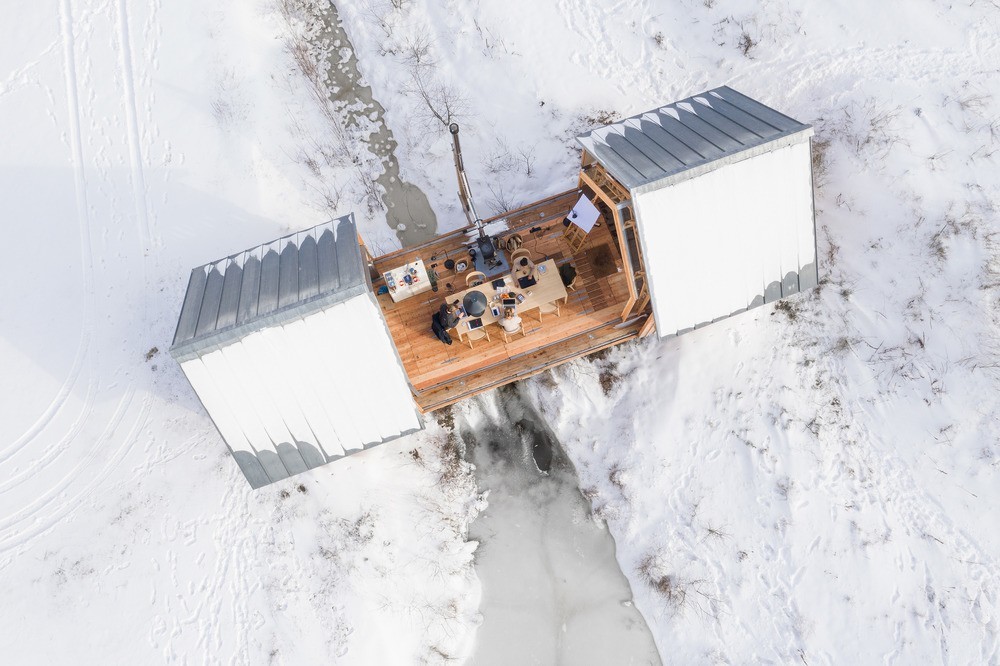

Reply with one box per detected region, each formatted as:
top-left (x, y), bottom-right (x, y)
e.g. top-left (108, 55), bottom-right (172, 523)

top-left (439, 300), bottom-right (461, 329)
top-left (431, 312), bottom-right (453, 345)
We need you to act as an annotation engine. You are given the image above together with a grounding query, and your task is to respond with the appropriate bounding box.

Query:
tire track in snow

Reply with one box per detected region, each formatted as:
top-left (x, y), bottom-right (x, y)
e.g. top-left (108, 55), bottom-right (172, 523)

top-left (0, 388), bottom-right (145, 552)
top-left (116, 0), bottom-right (152, 254)
top-left (0, 0), bottom-right (100, 469)
top-left (1, 0), bottom-right (156, 556)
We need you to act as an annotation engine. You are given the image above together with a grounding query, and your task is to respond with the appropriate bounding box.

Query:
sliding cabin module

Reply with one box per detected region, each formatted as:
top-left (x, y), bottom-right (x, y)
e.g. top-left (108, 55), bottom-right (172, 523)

top-left (170, 85), bottom-right (818, 487)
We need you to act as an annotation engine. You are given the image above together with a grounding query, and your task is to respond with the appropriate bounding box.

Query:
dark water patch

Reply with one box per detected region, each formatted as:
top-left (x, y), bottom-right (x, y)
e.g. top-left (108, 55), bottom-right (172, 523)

top-left (457, 385), bottom-right (660, 665)
top-left (320, 3), bottom-right (438, 246)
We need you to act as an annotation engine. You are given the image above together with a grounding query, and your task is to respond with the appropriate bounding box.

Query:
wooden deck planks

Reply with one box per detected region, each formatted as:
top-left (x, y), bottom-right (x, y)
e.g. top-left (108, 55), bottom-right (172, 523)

top-left (371, 189), bottom-right (643, 408)
top-left (412, 318), bottom-right (645, 413)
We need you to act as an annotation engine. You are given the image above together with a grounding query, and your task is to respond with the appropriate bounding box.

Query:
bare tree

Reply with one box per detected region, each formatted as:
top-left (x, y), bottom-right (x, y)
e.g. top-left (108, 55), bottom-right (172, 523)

top-left (405, 67), bottom-right (470, 130)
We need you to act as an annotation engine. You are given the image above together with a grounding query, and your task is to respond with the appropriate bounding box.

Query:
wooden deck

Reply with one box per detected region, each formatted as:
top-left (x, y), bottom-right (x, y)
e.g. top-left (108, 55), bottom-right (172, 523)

top-left (371, 189), bottom-right (643, 412)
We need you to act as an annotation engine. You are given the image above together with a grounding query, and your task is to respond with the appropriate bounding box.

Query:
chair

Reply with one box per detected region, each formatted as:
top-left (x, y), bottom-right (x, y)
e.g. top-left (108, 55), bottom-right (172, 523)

top-left (462, 321), bottom-right (491, 349)
top-left (500, 318), bottom-right (527, 343)
top-left (510, 248), bottom-right (533, 265)
top-left (564, 275), bottom-right (578, 303)
top-left (466, 271), bottom-right (486, 287)
top-left (535, 300), bottom-right (561, 321)
top-left (559, 263), bottom-right (578, 304)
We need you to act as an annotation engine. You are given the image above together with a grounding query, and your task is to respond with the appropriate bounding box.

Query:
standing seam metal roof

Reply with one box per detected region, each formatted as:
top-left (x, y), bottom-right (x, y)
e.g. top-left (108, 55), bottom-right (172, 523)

top-left (577, 86), bottom-right (813, 192)
top-left (170, 214), bottom-right (367, 361)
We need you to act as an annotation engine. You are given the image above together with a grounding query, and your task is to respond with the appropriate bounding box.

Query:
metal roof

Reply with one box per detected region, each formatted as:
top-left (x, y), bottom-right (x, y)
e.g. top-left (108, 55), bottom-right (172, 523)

top-left (577, 86), bottom-right (813, 193)
top-left (170, 214), bottom-right (368, 361)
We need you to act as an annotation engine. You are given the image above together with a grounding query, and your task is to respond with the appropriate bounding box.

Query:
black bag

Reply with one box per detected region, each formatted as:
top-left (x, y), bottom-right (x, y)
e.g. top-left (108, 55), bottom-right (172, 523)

top-left (431, 313), bottom-right (453, 345)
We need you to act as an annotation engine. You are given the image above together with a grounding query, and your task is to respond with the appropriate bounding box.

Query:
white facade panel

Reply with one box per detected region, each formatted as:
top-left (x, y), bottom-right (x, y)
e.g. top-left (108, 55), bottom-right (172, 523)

top-left (299, 295), bottom-right (420, 446)
top-left (300, 301), bottom-right (383, 450)
top-left (634, 141), bottom-right (816, 337)
top-left (342, 296), bottom-right (422, 439)
top-left (187, 292), bottom-right (421, 482)
top-left (198, 347), bottom-right (290, 482)
top-left (289, 305), bottom-right (369, 452)
top-left (270, 320), bottom-right (348, 459)
top-left (180, 358), bottom-right (272, 487)
top-left (218, 338), bottom-right (307, 477)
top-left (242, 329), bottom-right (326, 469)
top-left (180, 357), bottom-right (255, 457)
top-left (791, 141), bottom-right (818, 289)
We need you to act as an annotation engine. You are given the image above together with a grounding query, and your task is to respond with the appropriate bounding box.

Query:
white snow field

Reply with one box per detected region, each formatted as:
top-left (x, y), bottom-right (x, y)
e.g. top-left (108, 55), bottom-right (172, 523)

top-left (1, 0), bottom-right (482, 663)
top-left (332, 0), bottom-right (1000, 664)
top-left (3, 0), bottom-right (1000, 664)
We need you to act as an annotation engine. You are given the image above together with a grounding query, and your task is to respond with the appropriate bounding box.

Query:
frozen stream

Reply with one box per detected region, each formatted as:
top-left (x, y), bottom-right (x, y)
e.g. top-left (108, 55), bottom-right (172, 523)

top-left (319, 2), bottom-right (438, 246)
top-left (316, 6), bottom-right (657, 661)
top-left (457, 388), bottom-right (660, 665)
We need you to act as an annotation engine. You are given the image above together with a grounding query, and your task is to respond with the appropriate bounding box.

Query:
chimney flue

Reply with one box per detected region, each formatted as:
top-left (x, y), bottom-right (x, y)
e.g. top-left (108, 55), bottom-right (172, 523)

top-left (449, 124), bottom-right (480, 226)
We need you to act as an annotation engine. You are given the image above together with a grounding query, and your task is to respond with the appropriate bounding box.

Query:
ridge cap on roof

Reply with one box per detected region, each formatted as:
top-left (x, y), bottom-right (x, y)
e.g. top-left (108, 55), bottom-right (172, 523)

top-left (575, 85), bottom-right (812, 191)
top-left (170, 213), bottom-right (366, 357)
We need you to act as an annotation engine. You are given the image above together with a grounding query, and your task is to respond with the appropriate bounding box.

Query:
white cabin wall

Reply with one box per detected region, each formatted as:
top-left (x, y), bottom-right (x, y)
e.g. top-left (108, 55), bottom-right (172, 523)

top-left (218, 339), bottom-right (309, 477)
top-left (341, 296), bottom-right (422, 439)
top-left (241, 329), bottom-right (326, 469)
top-left (299, 301), bottom-right (384, 449)
top-left (269, 320), bottom-right (348, 460)
top-left (299, 295), bottom-right (421, 446)
top-left (179, 357), bottom-right (273, 486)
top-left (284, 305), bottom-right (369, 453)
top-left (793, 140), bottom-right (819, 289)
top-left (196, 348), bottom-right (291, 483)
top-left (185, 294), bottom-right (422, 482)
top-left (634, 141), bottom-right (816, 336)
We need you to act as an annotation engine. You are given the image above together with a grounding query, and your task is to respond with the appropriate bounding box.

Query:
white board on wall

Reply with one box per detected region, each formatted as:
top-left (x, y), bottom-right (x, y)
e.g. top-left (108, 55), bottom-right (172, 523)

top-left (634, 141), bottom-right (815, 337)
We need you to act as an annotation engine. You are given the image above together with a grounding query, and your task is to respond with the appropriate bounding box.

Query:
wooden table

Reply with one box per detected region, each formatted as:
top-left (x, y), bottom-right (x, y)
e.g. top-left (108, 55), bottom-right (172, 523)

top-left (451, 259), bottom-right (567, 341)
top-left (383, 258), bottom-right (431, 303)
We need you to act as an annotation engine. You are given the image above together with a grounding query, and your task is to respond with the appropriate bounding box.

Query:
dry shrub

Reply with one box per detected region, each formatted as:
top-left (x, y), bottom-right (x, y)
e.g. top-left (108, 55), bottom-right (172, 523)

top-left (811, 137), bottom-right (831, 188)
top-left (773, 299), bottom-right (800, 322)
top-left (638, 554), bottom-right (689, 611)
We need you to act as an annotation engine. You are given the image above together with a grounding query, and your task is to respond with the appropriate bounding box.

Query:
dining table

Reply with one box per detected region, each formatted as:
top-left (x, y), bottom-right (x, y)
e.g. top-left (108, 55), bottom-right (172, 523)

top-left (449, 258), bottom-right (567, 341)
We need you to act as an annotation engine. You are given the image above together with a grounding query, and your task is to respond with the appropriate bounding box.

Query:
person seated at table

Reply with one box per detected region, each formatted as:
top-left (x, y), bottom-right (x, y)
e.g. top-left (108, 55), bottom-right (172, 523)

top-left (511, 256), bottom-right (536, 282)
top-left (439, 300), bottom-right (461, 329)
top-left (499, 307), bottom-right (522, 333)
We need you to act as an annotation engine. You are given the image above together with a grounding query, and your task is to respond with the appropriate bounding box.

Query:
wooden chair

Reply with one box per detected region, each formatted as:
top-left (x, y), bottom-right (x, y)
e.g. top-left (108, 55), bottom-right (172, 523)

top-left (462, 321), bottom-right (491, 349)
top-left (466, 271), bottom-right (486, 287)
top-left (535, 300), bottom-right (561, 321)
top-left (500, 319), bottom-right (527, 343)
top-left (510, 248), bottom-right (533, 265)
top-left (563, 274), bottom-right (578, 303)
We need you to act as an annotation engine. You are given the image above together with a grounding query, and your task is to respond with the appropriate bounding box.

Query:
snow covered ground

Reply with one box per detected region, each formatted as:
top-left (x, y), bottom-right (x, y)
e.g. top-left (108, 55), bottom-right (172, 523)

top-left (1, 1), bottom-right (481, 662)
top-left (4, 0), bottom-right (1000, 663)
top-left (331, 0), bottom-right (1000, 663)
